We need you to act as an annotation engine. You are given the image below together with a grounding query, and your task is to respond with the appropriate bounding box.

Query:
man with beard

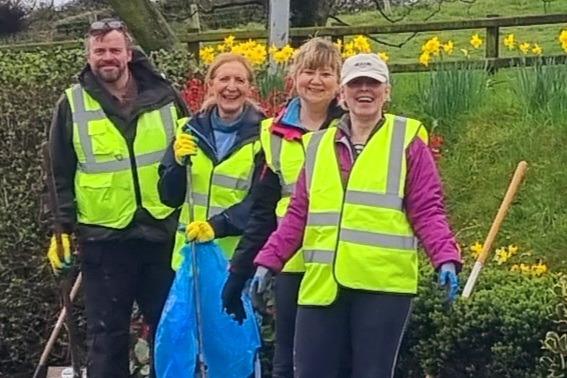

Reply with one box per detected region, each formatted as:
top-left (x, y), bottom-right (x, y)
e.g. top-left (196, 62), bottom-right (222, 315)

top-left (45, 19), bottom-right (188, 378)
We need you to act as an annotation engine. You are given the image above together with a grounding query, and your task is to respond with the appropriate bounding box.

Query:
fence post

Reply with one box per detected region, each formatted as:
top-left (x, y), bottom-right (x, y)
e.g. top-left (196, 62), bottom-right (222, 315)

top-left (486, 15), bottom-right (500, 73)
top-left (188, 41), bottom-right (200, 64)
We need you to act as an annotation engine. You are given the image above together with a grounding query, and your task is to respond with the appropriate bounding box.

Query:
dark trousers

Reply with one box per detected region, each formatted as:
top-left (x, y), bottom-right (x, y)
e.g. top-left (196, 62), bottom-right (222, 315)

top-left (272, 273), bottom-right (303, 378)
top-left (80, 238), bottom-right (175, 378)
top-left (294, 289), bottom-right (412, 378)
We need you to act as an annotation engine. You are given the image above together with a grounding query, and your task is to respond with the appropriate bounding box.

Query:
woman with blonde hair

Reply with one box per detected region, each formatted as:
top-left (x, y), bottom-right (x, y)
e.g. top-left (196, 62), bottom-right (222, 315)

top-left (221, 37), bottom-right (344, 377)
top-left (252, 53), bottom-right (461, 377)
top-left (158, 52), bottom-right (265, 268)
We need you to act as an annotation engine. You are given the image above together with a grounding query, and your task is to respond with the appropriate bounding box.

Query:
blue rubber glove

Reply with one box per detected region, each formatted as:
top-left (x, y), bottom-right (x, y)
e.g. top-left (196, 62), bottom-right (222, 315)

top-left (439, 262), bottom-right (459, 304)
top-left (249, 266), bottom-right (273, 314)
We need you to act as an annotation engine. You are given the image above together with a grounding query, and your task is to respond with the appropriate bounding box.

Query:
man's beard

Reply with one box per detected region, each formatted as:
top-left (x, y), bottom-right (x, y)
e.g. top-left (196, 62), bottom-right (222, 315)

top-left (94, 65), bottom-right (125, 83)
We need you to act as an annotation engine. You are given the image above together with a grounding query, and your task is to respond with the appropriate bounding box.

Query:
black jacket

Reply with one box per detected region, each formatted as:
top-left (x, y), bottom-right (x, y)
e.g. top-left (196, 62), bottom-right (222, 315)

top-left (47, 49), bottom-right (189, 243)
top-left (158, 104), bottom-right (265, 238)
top-left (229, 100), bottom-right (344, 277)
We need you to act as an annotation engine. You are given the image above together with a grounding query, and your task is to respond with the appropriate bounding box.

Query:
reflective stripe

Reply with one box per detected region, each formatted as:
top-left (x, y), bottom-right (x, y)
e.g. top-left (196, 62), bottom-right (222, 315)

top-left (270, 133), bottom-right (283, 173)
top-left (209, 206), bottom-right (224, 217)
top-left (77, 149), bottom-right (165, 173)
top-left (304, 249), bottom-right (334, 264)
top-left (344, 190), bottom-right (403, 210)
top-left (386, 117), bottom-right (407, 195)
top-left (305, 131), bottom-right (326, 190)
top-left (307, 212), bottom-right (341, 226)
top-left (159, 105), bottom-right (175, 143)
top-left (281, 182), bottom-right (296, 197)
top-left (191, 192), bottom-right (208, 206)
top-left (72, 85), bottom-right (106, 165)
top-left (340, 228), bottom-right (417, 250)
top-left (212, 173), bottom-right (251, 191)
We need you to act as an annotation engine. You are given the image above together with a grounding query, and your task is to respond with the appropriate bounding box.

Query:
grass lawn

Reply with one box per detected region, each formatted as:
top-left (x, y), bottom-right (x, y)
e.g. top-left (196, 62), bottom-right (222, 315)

top-left (388, 66), bottom-right (567, 271)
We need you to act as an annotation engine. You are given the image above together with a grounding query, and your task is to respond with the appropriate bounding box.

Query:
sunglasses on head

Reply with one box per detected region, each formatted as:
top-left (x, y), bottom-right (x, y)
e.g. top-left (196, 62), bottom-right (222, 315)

top-left (89, 19), bottom-right (125, 32)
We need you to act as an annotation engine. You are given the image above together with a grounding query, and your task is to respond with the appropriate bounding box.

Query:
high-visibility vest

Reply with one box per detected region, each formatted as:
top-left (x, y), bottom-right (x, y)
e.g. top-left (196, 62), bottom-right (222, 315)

top-left (66, 84), bottom-right (177, 229)
top-left (260, 118), bottom-right (339, 273)
top-left (172, 118), bottom-right (261, 270)
top-left (298, 114), bottom-right (429, 306)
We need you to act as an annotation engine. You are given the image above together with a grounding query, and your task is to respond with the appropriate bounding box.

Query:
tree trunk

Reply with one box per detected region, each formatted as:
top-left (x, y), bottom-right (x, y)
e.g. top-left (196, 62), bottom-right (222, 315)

top-left (107, 0), bottom-right (179, 52)
top-left (289, 0), bottom-right (334, 27)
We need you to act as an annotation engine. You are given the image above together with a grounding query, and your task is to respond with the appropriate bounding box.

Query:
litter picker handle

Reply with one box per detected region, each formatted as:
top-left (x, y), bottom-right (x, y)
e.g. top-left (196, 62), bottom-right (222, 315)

top-left (462, 161), bottom-right (528, 299)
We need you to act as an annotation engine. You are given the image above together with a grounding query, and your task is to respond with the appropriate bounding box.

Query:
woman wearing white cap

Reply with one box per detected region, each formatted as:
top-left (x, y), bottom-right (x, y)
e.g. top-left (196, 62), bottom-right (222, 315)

top-left (251, 53), bottom-right (462, 377)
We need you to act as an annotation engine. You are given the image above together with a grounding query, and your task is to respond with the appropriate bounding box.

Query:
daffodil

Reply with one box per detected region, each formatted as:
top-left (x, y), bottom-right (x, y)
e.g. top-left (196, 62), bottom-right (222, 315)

top-left (419, 51), bottom-right (431, 67)
top-left (199, 46), bottom-right (216, 65)
top-left (532, 43), bottom-right (543, 56)
top-left (268, 44), bottom-right (278, 56)
top-left (470, 242), bottom-right (483, 258)
top-left (273, 44), bottom-right (295, 64)
top-left (508, 244), bottom-right (518, 255)
top-left (334, 39), bottom-right (343, 52)
top-left (422, 36), bottom-right (441, 55)
top-left (223, 35), bottom-right (235, 47)
top-left (352, 35), bottom-right (371, 53)
top-left (378, 52), bottom-right (389, 62)
top-left (530, 261), bottom-right (548, 276)
top-left (342, 41), bottom-right (356, 58)
top-left (442, 41), bottom-right (454, 55)
top-left (216, 43), bottom-right (227, 53)
top-left (503, 34), bottom-right (515, 50)
top-left (519, 42), bottom-right (530, 54)
top-left (559, 30), bottom-right (567, 45)
top-left (470, 34), bottom-right (483, 49)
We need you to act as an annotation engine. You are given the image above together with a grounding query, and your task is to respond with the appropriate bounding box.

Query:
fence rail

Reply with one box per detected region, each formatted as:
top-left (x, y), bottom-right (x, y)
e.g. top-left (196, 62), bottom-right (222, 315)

top-left (2, 13), bottom-right (566, 72)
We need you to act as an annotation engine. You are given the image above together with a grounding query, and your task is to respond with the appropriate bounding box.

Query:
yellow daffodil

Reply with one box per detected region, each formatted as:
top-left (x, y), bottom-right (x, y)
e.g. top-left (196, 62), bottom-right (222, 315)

top-left (419, 51), bottom-right (431, 67)
top-left (216, 43), bottom-right (227, 53)
top-left (470, 242), bottom-right (483, 258)
top-left (272, 44), bottom-right (295, 64)
top-left (378, 52), bottom-right (389, 62)
top-left (519, 42), bottom-right (530, 54)
top-left (503, 34), bottom-right (515, 50)
top-left (530, 261), bottom-right (548, 276)
top-left (422, 36), bottom-right (441, 55)
top-left (334, 39), bottom-right (343, 52)
top-left (559, 30), bottom-right (567, 45)
top-left (224, 35), bottom-right (236, 47)
top-left (199, 46), bottom-right (216, 65)
top-left (352, 35), bottom-right (372, 53)
top-left (342, 41), bottom-right (356, 58)
top-left (532, 43), bottom-right (543, 56)
top-left (493, 248), bottom-right (509, 265)
top-left (442, 41), bottom-right (454, 55)
top-left (508, 244), bottom-right (519, 255)
top-left (470, 33), bottom-right (483, 49)
top-left (268, 44), bottom-right (278, 56)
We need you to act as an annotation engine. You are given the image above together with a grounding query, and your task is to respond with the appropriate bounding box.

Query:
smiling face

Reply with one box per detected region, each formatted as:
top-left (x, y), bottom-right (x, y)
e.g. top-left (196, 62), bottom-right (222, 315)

top-left (294, 66), bottom-right (339, 108)
top-left (87, 30), bottom-right (132, 83)
top-left (341, 76), bottom-right (391, 120)
top-left (208, 60), bottom-right (252, 121)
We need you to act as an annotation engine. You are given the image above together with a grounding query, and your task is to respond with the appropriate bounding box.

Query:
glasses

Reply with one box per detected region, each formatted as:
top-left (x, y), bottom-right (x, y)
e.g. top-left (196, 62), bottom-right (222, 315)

top-left (89, 19), bottom-right (125, 33)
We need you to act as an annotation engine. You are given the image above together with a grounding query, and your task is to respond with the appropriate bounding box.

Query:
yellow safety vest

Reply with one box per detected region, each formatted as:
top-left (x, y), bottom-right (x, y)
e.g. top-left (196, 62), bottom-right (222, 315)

top-left (66, 84), bottom-right (177, 229)
top-left (172, 118), bottom-right (261, 270)
top-left (298, 114), bottom-right (428, 306)
top-left (260, 118), bottom-right (338, 272)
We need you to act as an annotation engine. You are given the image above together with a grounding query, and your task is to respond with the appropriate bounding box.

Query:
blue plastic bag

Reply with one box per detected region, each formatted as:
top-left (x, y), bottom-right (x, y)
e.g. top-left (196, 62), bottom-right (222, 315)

top-left (155, 241), bottom-right (261, 378)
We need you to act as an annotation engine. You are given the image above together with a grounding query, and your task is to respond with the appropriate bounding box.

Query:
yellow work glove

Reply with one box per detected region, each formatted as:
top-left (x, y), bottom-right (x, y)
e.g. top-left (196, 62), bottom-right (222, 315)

top-left (186, 221), bottom-right (215, 243)
top-left (46, 233), bottom-right (73, 274)
top-left (174, 133), bottom-right (198, 165)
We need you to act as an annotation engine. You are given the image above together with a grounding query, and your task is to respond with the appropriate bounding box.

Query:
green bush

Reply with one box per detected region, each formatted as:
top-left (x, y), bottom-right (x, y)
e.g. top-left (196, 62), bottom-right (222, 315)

top-left (396, 261), bottom-right (561, 377)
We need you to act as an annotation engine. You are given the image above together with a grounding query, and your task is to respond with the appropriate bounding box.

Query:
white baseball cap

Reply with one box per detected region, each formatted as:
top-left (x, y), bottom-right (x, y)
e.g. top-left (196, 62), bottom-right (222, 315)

top-left (341, 53), bottom-right (390, 86)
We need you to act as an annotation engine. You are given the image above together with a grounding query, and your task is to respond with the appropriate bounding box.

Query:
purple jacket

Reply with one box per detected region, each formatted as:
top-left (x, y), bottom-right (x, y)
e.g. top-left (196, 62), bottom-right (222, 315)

top-left (254, 116), bottom-right (462, 273)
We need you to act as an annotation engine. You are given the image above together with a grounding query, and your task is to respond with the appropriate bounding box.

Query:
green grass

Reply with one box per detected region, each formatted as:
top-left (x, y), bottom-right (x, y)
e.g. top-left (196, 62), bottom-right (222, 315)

top-left (388, 68), bottom-right (567, 271)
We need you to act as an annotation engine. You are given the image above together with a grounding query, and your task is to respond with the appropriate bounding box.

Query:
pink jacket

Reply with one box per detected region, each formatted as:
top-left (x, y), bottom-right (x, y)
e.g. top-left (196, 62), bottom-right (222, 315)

top-left (254, 117), bottom-right (462, 273)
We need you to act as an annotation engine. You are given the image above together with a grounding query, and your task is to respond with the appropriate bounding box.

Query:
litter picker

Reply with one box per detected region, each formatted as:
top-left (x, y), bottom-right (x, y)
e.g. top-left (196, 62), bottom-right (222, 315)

top-left (184, 154), bottom-right (209, 378)
top-left (462, 161), bottom-right (528, 299)
top-left (34, 141), bottom-right (82, 378)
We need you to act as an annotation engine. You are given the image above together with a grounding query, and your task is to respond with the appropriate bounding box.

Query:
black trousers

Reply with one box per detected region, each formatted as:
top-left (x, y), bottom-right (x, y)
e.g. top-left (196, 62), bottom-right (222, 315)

top-left (294, 289), bottom-right (412, 378)
top-left (80, 238), bottom-right (175, 378)
top-left (272, 273), bottom-right (303, 378)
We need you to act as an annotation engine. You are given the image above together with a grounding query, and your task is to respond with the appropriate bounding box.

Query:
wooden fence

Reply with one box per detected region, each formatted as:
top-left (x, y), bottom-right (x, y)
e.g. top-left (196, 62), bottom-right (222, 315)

top-left (2, 13), bottom-right (567, 72)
